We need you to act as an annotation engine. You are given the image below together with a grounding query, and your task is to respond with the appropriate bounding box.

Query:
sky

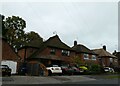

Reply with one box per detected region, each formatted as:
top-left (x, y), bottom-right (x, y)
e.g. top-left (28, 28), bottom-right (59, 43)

top-left (0, 0), bottom-right (119, 53)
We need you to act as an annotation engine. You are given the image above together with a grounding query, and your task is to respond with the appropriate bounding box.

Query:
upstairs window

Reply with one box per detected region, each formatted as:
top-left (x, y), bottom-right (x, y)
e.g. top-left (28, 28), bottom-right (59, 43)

top-left (84, 54), bottom-right (89, 60)
top-left (110, 58), bottom-right (113, 62)
top-left (91, 55), bottom-right (96, 60)
top-left (50, 48), bottom-right (56, 55)
top-left (61, 50), bottom-right (70, 56)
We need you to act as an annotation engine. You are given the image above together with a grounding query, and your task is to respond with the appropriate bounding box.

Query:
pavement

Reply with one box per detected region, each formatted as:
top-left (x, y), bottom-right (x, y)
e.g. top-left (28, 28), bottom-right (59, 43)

top-left (1, 75), bottom-right (96, 84)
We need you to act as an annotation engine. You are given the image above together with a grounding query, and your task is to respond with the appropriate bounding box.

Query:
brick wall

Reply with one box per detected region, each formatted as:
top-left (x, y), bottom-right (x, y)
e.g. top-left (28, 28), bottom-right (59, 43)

top-left (75, 53), bottom-right (99, 65)
top-left (18, 47), bottom-right (38, 61)
top-left (2, 38), bottom-right (19, 61)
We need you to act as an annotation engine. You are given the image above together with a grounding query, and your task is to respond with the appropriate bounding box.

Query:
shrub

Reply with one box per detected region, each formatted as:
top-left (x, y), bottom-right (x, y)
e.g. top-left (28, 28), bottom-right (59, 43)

top-left (88, 64), bottom-right (103, 74)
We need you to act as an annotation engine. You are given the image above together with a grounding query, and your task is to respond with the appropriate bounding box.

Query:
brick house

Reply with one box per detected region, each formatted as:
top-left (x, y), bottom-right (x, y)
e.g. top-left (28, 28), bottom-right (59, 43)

top-left (26, 35), bottom-right (75, 66)
top-left (1, 37), bottom-right (21, 74)
top-left (92, 46), bottom-right (117, 67)
top-left (113, 51), bottom-right (120, 67)
top-left (72, 41), bottom-right (98, 66)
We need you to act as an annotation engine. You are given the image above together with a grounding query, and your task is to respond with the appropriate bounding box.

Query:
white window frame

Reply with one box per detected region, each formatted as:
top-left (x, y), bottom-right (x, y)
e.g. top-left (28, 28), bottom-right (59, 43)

top-left (91, 55), bottom-right (96, 60)
top-left (109, 58), bottom-right (113, 62)
top-left (84, 54), bottom-right (89, 60)
top-left (61, 50), bottom-right (70, 56)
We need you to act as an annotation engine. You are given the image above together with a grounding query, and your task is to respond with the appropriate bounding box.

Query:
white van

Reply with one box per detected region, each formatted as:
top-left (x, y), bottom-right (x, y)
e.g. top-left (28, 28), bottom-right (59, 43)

top-left (1, 60), bottom-right (17, 74)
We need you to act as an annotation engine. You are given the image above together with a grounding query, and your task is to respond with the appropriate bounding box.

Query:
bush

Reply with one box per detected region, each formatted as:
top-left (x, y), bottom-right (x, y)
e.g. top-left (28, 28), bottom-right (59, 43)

top-left (88, 64), bottom-right (104, 74)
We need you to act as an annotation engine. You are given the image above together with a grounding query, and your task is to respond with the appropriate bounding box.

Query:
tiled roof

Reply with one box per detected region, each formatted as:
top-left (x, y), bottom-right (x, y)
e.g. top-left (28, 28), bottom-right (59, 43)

top-left (72, 44), bottom-right (96, 54)
top-left (92, 48), bottom-right (116, 58)
top-left (44, 35), bottom-right (73, 50)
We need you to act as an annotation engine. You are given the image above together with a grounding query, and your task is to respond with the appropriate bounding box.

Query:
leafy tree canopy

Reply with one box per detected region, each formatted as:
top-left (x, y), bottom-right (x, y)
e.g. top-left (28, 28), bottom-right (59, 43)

top-left (25, 31), bottom-right (43, 47)
top-left (1, 14), bottom-right (43, 52)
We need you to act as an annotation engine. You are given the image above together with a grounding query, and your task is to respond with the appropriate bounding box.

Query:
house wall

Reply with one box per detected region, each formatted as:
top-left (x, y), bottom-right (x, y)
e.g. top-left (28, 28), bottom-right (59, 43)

top-left (75, 53), bottom-right (99, 65)
top-left (18, 47), bottom-right (38, 61)
top-left (99, 57), bottom-right (112, 67)
top-left (37, 47), bottom-right (75, 65)
top-left (39, 47), bottom-right (75, 58)
top-left (2, 38), bottom-right (19, 61)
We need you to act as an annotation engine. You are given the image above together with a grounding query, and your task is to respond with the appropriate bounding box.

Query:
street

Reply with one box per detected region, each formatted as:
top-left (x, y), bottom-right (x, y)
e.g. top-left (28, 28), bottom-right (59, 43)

top-left (1, 74), bottom-right (120, 86)
top-left (1, 75), bottom-right (96, 84)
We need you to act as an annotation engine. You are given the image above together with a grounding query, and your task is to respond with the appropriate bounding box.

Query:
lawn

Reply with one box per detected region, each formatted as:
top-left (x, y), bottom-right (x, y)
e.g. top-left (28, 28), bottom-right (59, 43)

top-left (104, 75), bottom-right (120, 79)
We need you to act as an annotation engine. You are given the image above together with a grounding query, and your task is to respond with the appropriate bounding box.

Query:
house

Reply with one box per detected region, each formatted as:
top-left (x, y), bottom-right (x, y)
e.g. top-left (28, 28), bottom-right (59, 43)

top-left (18, 35), bottom-right (75, 76)
top-left (26, 35), bottom-right (75, 66)
top-left (92, 46), bottom-right (117, 67)
top-left (72, 41), bottom-right (98, 66)
top-left (113, 51), bottom-right (120, 67)
top-left (1, 37), bottom-right (21, 74)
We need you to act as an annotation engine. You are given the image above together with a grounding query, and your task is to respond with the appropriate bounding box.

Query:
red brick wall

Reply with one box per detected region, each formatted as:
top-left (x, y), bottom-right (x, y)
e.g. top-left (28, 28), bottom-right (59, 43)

top-left (37, 47), bottom-right (75, 62)
top-left (2, 38), bottom-right (19, 61)
top-left (99, 57), bottom-right (111, 67)
top-left (18, 47), bottom-right (38, 61)
top-left (75, 53), bottom-right (99, 65)
top-left (18, 49), bottom-right (25, 60)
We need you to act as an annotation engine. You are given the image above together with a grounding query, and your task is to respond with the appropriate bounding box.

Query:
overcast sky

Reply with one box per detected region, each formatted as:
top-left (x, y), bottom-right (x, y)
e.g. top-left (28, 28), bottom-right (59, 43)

top-left (1, 0), bottom-right (118, 53)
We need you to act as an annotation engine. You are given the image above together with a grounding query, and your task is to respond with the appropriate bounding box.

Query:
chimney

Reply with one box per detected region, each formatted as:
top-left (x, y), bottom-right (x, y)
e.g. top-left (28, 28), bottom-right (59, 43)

top-left (103, 45), bottom-right (106, 51)
top-left (74, 40), bottom-right (77, 46)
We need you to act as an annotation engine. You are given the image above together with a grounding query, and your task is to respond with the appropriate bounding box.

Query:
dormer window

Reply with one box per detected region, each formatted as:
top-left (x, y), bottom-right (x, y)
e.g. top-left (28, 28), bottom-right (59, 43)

top-left (84, 54), bottom-right (89, 60)
top-left (61, 50), bottom-right (70, 56)
top-left (50, 48), bottom-right (56, 55)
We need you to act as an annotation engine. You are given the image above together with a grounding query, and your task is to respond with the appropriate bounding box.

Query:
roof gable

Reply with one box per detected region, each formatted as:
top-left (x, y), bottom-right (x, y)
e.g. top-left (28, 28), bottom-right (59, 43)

top-left (92, 48), bottom-right (116, 58)
top-left (44, 35), bottom-right (72, 50)
top-left (72, 44), bottom-right (96, 54)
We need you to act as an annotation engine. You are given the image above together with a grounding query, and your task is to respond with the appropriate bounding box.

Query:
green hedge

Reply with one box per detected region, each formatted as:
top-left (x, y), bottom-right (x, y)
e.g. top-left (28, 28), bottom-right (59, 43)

top-left (88, 64), bottom-right (104, 74)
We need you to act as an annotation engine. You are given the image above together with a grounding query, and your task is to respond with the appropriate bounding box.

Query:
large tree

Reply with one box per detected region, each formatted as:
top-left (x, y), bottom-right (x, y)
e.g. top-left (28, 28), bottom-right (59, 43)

top-left (25, 31), bottom-right (43, 47)
top-left (2, 15), bottom-right (43, 52)
top-left (3, 16), bottom-right (26, 52)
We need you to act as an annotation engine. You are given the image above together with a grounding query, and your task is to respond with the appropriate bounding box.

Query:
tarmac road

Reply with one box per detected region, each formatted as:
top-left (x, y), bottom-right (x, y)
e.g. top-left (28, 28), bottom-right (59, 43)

top-left (1, 74), bottom-right (120, 86)
top-left (1, 75), bottom-right (95, 84)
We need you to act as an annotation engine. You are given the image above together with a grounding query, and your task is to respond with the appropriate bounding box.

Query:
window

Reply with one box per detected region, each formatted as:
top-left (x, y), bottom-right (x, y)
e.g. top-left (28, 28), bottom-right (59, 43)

top-left (61, 50), bottom-right (70, 56)
top-left (91, 55), bottom-right (96, 60)
top-left (110, 58), bottom-right (113, 62)
top-left (84, 54), bottom-right (89, 60)
top-left (50, 48), bottom-right (56, 55)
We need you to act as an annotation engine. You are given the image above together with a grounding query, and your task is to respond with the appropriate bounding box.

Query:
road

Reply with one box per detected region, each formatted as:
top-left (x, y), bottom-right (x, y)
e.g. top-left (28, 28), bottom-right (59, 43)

top-left (1, 74), bottom-right (120, 86)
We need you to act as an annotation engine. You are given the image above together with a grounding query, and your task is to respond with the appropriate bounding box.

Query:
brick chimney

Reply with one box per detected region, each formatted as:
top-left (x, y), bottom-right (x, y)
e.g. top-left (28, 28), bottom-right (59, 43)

top-left (103, 45), bottom-right (106, 51)
top-left (74, 40), bottom-right (77, 46)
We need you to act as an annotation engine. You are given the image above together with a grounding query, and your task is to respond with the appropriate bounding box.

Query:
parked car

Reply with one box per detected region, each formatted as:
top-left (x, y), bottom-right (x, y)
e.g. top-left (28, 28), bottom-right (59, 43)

top-left (61, 65), bottom-right (74, 75)
top-left (79, 65), bottom-right (88, 73)
top-left (71, 66), bottom-right (80, 75)
top-left (104, 67), bottom-right (115, 73)
top-left (46, 64), bottom-right (62, 76)
top-left (1, 65), bottom-right (11, 76)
